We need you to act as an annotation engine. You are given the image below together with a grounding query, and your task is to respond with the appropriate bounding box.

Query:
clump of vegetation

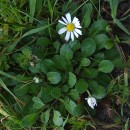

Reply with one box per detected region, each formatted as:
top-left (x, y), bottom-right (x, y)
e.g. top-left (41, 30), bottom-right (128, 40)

top-left (0, 0), bottom-right (130, 130)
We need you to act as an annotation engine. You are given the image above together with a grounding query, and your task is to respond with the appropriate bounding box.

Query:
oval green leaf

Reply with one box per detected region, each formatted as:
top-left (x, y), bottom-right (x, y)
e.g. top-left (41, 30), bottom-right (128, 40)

top-left (98, 60), bottom-right (114, 73)
top-left (60, 44), bottom-right (73, 60)
top-left (47, 72), bottom-right (61, 84)
top-left (81, 38), bottom-right (96, 57)
top-left (68, 72), bottom-right (77, 88)
top-left (41, 109), bottom-right (50, 124)
top-left (75, 79), bottom-right (88, 93)
top-left (53, 110), bottom-right (63, 126)
top-left (21, 113), bottom-right (38, 128)
top-left (51, 87), bottom-right (61, 99)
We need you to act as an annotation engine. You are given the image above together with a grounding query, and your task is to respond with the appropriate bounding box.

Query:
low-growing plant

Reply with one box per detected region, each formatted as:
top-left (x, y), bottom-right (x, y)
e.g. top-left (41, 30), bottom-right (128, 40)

top-left (0, 0), bottom-right (129, 130)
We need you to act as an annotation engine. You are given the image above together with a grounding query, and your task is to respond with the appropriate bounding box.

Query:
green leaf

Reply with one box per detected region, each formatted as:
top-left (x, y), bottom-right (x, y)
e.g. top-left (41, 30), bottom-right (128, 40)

top-left (0, 56), bottom-right (9, 71)
top-left (98, 60), bottom-right (114, 73)
top-left (94, 34), bottom-right (109, 50)
top-left (41, 59), bottom-right (57, 73)
top-left (29, 62), bottom-right (41, 73)
top-left (75, 79), bottom-right (88, 93)
top-left (73, 104), bottom-right (84, 117)
top-left (14, 84), bottom-right (29, 96)
top-left (21, 113), bottom-right (38, 128)
top-left (39, 87), bottom-right (54, 103)
top-left (82, 3), bottom-right (92, 28)
top-left (89, 19), bottom-right (108, 36)
top-left (83, 68), bottom-right (98, 79)
top-left (47, 0), bottom-right (53, 18)
top-left (32, 97), bottom-right (44, 109)
top-left (60, 44), bottom-right (73, 60)
top-left (110, 0), bottom-right (119, 18)
top-left (65, 99), bottom-right (77, 115)
top-left (80, 58), bottom-right (91, 67)
top-left (53, 110), bottom-right (63, 126)
top-left (36, 0), bottom-right (43, 12)
top-left (104, 39), bottom-right (114, 49)
top-left (13, 49), bottom-right (31, 70)
top-left (37, 37), bottom-right (51, 48)
top-left (53, 41), bottom-right (60, 53)
top-left (112, 58), bottom-right (124, 68)
top-left (29, 0), bottom-right (36, 23)
top-left (51, 87), bottom-right (61, 99)
top-left (0, 78), bottom-right (18, 100)
top-left (68, 89), bottom-right (79, 101)
top-left (124, 118), bottom-right (129, 130)
top-left (68, 72), bottom-right (77, 88)
top-left (22, 24), bottom-right (53, 39)
top-left (62, 84), bottom-right (69, 93)
top-left (41, 109), bottom-right (50, 124)
top-left (22, 48), bottom-right (32, 58)
top-left (81, 38), bottom-right (96, 57)
top-left (96, 73), bottom-right (111, 87)
top-left (105, 47), bottom-right (119, 60)
top-left (92, 86), bottom-right (106, 99)
top-left (114, 18), bottom-right (130, 35)
top-left (88, 80), bottom-right (98, 91)
top-left (47, 72), bottom-right (61, 84)
top-left (94, 52), bottom-right (105, 61)
top-left (68, 40), bottom-right (80, 52)
top-left (53, 55), bottom-right (67, 70)
top-left (33, 103), bottom-right (43, 110)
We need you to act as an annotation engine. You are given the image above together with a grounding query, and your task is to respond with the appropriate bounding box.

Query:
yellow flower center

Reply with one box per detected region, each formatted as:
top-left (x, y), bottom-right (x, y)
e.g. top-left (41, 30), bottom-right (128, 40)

top-left (66, 23), bottom-right (75, 32)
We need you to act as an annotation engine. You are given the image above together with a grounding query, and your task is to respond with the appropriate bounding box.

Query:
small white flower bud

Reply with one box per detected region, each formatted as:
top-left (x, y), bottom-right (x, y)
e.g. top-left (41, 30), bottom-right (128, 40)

top-left (85, 97), bottom-right (97, 109)
top-left (33, 77), bottom-right (40, 83)
top-left (30, 61), bottom-right (35, 67)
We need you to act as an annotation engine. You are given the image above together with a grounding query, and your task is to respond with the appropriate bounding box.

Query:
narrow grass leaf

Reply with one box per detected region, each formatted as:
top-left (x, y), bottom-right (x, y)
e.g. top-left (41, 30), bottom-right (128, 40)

top-left (114, 18), bottom-right (130, 36)
top-left (29, 0), bottom-right (37, 23)
top-left (22, 24), bottom-right (52, 38)
top-left (47, 0), bottom-right (53, 18)
top-left (0, 78), bottom-right (16, 98)
top-left (0, 70), bottom-right (22, 82)
top-left (125, 118), bottom-right (129, 130)
top-left (110, 0), bottom-right (119, 18)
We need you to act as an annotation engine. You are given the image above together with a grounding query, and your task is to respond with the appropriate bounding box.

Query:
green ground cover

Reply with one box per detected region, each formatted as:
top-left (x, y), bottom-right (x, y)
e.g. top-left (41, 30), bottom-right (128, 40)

top-left (0, 0), bottom-right (130, 129)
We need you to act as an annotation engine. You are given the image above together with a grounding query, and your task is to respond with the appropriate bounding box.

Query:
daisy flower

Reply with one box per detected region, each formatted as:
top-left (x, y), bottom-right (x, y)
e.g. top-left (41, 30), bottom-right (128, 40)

top-left (58, 12), bottom-right (82, 41)
top-left (85, 97), bottom-right (97, 109)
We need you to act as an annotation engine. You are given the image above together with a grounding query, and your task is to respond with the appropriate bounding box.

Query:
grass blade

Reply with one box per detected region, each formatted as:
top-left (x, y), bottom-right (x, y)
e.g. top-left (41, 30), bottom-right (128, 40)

top-left (125, 118), bottom-right (129, 130)
top-left (0, 78), bottom-right (17, 98)
top-left (47, 0), bottom-right (53, 19)
top-left (21, 24), bottom-right (53, 38)
top-left (110, 0), bottom-right (119, 18)
top-left (7, 23), bottom-right (53, 52)
top-left (114, 18), bottom-right (130, 35)
top-left (29, 0), bottom-right (37, 23)
top-left (0, 78), bottom-right (25, 106)
top-left (0, 70), bottom-right (22, 82)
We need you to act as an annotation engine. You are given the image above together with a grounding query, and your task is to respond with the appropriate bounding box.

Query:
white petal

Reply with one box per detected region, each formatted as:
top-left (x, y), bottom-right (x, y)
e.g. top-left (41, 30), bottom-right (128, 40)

top-left (73, 30), bottom-right (79, 38)
top-left (75, 25), bottom-right (82, 28)
top-left (58, 20), bottom-right (66, 25)
top-left (86, 97), bottom-right (97, 109)
top-left (62, 16), bottom-right (68, 24)
top-left (89, 104), bottom-right (94, 109)
top-left (71, 32), bottom-right (74, 41)
top-left (75, 28), bottom-right (82, 35)
top-left (72, 17), bottom-right (79, 24)
top-left (85, 98), bottom-right (88, 100)
top-left (75, 22), bottom-right (80, 26)
top-left (58, 27), bottom-right (67, 34)
top-left (66, 13), bottom-right (71, 23)
top-left (65, 31), bottom-right (70, 41)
